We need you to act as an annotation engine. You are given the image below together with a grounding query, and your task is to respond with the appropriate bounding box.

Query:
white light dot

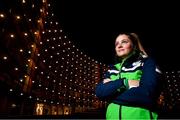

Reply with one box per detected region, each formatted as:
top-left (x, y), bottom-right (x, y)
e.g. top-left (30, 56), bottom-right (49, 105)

top-left (19, 49), bottom-right (23, 52)
top-left (3, 56), bottom-right (7, 60)
top-left (24, 33), bottom-right (28, 36)
top-left (0, 14), bottom-right (5, 18)
top-left (10, 34), bottom-right (14, 38)
top-left (14, 67), bottom-right (18, 70)
top-left (20, 79), bottom-right (23, 82)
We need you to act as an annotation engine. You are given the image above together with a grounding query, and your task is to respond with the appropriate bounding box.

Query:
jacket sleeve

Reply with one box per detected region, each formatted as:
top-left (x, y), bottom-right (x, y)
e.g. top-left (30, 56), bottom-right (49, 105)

top-left (112, 57), bottom-right (162, 107)
top-left (95, 68), bottom-right (126, 100)
top-left (95, 79), bottom-right (125, 100)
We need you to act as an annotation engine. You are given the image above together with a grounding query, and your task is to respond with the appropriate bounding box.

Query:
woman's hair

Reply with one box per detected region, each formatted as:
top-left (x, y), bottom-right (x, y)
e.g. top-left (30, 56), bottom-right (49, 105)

top-left (116, 32), bottom-right (148, 56)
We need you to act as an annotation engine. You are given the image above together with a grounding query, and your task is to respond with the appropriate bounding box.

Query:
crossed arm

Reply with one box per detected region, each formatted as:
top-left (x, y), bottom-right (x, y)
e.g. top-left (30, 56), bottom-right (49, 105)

top-left (95, 58), bottom-right (161, 107)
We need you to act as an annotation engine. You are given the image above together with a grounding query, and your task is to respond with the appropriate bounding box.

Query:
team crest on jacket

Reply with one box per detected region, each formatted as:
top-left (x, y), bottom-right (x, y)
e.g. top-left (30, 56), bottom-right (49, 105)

top-left (132, 60), bottom-right (142, 66)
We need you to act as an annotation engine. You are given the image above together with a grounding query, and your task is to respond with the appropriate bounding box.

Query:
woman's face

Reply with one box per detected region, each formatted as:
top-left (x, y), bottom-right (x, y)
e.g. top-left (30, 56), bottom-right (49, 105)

top-left (115, 34), bottom-right (134, 58)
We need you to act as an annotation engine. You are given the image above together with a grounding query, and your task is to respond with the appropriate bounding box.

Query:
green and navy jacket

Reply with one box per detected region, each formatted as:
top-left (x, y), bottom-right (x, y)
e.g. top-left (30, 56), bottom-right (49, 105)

top-left (95, 52), bottom-right (162, 111)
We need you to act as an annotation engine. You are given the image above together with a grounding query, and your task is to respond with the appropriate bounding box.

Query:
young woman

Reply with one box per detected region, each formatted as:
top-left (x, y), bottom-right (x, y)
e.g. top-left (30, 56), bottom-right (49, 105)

top-left (95, 32), bottom-right (162, 119)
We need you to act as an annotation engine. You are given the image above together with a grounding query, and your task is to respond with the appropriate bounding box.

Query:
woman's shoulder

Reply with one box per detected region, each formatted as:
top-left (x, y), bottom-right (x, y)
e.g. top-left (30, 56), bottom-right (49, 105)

top-left (142, 56), bottom-right (163, 74)
top-left (142, 56), bottom-right (157, 64)
top-left (138, 52), bottom-right (156, 63)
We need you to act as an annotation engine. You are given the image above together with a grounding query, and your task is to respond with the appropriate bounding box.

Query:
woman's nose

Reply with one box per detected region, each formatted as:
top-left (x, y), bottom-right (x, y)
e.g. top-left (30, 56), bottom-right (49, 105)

top-left (117, 44), bottom-right (122, 48)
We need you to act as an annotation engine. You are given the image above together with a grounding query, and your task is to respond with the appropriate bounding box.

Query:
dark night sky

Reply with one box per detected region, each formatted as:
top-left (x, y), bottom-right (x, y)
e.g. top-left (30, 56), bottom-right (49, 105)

top-left (52, 0), bottom-right (180, 70)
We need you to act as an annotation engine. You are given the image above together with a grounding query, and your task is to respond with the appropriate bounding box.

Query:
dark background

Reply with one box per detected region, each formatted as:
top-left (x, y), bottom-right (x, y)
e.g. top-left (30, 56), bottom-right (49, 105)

top-left (52, 0), bottom-right (180, 70)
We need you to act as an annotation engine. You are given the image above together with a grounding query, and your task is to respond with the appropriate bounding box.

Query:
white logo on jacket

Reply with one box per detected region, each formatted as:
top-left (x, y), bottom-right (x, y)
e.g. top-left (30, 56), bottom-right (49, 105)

top-left (122, 60), bottom-right (143, 71)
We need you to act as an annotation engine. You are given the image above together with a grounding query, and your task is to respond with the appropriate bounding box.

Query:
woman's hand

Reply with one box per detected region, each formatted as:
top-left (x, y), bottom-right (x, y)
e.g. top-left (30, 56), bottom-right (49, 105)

top-left (128, 80), bottom-right (139, 88)
top-left (103, 78), bottom-right (111, 84)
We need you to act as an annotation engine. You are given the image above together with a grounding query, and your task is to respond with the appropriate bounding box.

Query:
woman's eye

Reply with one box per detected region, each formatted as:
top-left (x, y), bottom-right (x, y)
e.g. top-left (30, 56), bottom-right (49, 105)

top-left (115, 42), bottom-right (119, 46)
top-left (121, 40), bottom-right (128, 44)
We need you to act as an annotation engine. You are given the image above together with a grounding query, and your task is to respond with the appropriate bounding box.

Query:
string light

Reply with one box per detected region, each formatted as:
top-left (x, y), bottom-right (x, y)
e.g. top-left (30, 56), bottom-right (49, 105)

top-left (22, 0), bottom-right (26, 3)
top-left (10, 34), bottom-right (15, 38)
top-left (14, 67), bottom-right (18, 70)
top-left (32, 4), bottom-right (35, 8)
top-left (24, 33), bottom-right (28, 36)
top-left (0, 0), bottom-right (110, 115)
top-left (3, 56), bottom-right (7, 60)
top-left (16, 15), bottom-right (21, 20)
top-left (0, 14), bottom-right (5, 18)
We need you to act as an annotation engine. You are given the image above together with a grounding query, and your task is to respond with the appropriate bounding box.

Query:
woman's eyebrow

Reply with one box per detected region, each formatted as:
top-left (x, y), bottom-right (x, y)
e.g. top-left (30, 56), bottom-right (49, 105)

top-left (121, 39), bottom-right (129, 41)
